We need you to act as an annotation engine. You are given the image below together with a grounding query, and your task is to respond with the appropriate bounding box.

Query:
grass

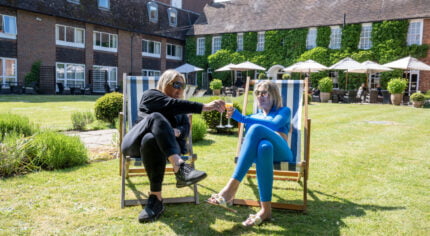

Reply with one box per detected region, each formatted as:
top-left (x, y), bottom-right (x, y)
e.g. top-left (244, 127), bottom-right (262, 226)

top-left (1, 96), bottom-right (430, 235)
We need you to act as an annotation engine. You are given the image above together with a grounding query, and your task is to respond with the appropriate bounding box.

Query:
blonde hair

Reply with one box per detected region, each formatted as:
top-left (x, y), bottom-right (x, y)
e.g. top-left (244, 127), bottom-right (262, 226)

top-left (254, 81), bottom-right (283, 109)
top-left (156, 69), bottom-right (185, 93)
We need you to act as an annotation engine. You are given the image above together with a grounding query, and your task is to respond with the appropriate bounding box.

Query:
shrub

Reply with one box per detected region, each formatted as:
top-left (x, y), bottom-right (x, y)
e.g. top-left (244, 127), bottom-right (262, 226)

top-left (0, 113), bottom-right (38, 141)
top-left (410, 91), bottom-right (425, 102)
top-left (202, 102), bottom-right (241, 130)
top-left (95, 92), bottom-right (123, 125)
top-left (258, 73), bottom-right (267, 80)
top-left (282, 73), bottom-right (291, 80)
top-left (0, 133), bottom-right (38, 177)
top-left (25, 131), bottom-right (88, 170)
top-left (191, 116), bottom-right (207, 142)
top-left (71, 111), bottom-right (95, 130)
top-left (24, 60), bottom-right (41, 86)
top-left (387, 78), bottom-right (407, 94)
top-left (318, 77), bottom-right (333, 93)
top-left (209, 79), bottom-right (223, 90)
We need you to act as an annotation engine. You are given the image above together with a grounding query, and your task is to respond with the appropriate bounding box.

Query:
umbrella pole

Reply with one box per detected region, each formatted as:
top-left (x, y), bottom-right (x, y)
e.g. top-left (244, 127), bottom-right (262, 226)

top-left (345, 72), bottom-right (348, 90)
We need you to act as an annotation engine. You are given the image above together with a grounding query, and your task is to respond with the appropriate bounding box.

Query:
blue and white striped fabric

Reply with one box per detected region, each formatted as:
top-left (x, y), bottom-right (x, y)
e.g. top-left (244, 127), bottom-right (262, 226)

top-left (125, 76), bottom-right (159, 128)
top-left (253, 80), bottom-right (304, 171)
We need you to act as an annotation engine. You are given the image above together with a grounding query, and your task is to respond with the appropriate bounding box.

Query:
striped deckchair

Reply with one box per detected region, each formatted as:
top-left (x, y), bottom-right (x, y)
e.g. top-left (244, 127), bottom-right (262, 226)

top-left (119, 74), bottom-right (199, 208)
top-left (233, 77), bottom-right (311, 211)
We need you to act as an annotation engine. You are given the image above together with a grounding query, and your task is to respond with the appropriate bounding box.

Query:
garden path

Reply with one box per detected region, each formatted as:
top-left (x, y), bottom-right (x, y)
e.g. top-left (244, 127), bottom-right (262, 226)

top-left (64, 129), bottom-right (118, 160)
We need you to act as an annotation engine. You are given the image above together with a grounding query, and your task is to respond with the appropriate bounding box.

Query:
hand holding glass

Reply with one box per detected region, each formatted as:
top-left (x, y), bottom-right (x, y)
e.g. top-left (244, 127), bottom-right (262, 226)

top-left (224, 96), bottom-right (234, 128)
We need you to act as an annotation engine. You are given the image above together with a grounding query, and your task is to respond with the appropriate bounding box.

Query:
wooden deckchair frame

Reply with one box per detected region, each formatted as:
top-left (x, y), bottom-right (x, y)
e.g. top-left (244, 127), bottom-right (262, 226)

top-left (118, 73), bottom-right (199, 208)
top-left (232, 76), bottom-right (311, 211)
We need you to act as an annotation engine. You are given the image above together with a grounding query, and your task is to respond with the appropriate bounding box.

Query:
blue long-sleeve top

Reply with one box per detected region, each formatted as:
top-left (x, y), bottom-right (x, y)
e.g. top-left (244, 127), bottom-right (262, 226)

top-left (231, 106), bottom-right (291, 134)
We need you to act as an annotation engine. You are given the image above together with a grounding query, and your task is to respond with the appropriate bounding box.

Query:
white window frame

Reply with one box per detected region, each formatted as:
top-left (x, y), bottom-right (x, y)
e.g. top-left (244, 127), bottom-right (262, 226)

top-left (171, 0), bottom-right (182, 8)
top-left (142, 69), bottom-right (161, 78)
top-left (67, 0), bottom-right (80, 4)
top-left (97, 0), bottom-right (110, 10)
top-left (168, 8), bottom-right (178, 27)
top-left (0, 14), bottom-right (17, 39)
top-left (142, 39), bottom-right (161, 58)
top-left (212, 36), bottom-right (222, 54)
top-left (55, 24), bottom-right (85, 48)
top-left (329, 26), bottom-right (342, 49)
top-left (147, 2), bottom-right (158, 23)
top-left (56, 62), bottom-right (85, 88)
top-left (166, 43), bottom-right (182, 60)
top-left (306, 27), bottom-right (317, 49)
top-left (256, 31), bottom-right (265, 51)
top-left (237, 33), bottom-right (243, 51)
top-left (93, 65), bottom-right (117, 89)
top-left (0, 57), bottom-right (17, 87)
top-left (407, 19), bottom-right (423, 46)
top-left (93, 31), bottom-right (118, 52)
top-left (196, 37), bottom-right (205, 56)
top-left (358, 23), bottom-right (372, 50)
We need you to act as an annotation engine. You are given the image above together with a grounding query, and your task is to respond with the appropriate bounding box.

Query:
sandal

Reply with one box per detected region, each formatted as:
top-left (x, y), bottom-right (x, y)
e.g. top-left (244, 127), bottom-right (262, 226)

top-left (206, 194), bottom-right (237, 213)
top-left (242, 214), bottom-right (271, 227)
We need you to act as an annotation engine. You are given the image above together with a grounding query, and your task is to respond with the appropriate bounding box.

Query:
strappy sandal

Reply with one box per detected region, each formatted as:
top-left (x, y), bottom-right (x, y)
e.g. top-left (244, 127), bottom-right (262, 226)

top-left (242, 214), bottom-right (271, 227)
top-left (206, 194), bottom-right (237, 213)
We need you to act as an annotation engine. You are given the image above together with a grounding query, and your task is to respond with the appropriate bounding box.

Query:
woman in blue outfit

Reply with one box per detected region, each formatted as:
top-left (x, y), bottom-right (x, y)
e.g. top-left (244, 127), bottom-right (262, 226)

top-left (207, 81), bottom-right (293, 227)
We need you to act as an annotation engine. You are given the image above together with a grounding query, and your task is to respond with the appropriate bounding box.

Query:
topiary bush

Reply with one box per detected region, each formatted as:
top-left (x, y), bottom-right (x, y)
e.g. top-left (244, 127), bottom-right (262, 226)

top-left (191, 116), bottom-right (207, 142)
top-left (71, 111), bottom-right (95, 130)
top-left (318, 77), bottom-right (334, 93)
top-left (202, 102), bottom-right (241, 130)
top-left (387, 78), bottom-right (407, 94)
top-left (95, 92), bottom-right (123, 125)
top-left (25, 131), bottom-right (88, 170)
top-left (0, 113), bottom-right (38, 142)
top-left (410, 91), bottom-right (425, 102)
top-left (209, 79), bottom-right (223, 90)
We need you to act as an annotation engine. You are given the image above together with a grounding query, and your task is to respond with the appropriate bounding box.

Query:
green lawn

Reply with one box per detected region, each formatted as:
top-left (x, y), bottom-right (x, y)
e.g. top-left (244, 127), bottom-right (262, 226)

top-left (0, 96), bottom-right (429, 235)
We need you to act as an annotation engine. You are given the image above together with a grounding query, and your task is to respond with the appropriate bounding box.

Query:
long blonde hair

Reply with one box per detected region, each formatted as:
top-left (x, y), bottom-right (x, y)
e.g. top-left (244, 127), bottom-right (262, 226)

top-left (156, 69), bottom-right (185, 94)
top-left (254, 81), bottom-right (283, 109)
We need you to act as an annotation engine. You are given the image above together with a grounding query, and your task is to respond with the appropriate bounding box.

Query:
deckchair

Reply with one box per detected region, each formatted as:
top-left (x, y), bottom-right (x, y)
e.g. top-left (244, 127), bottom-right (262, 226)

top-left (118, 73), bottom-right (199, 208)
top-left (233, 77), bottom-right (311, 211)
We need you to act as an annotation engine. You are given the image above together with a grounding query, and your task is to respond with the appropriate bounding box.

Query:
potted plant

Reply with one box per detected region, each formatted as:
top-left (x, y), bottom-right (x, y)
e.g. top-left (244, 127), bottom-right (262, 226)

top-left (387, 78), bottom-right (407, 105)
top-left (410, 91), bottom-right (425, 108)
top-left (318, 77), bottom-right (333, 103)
top-left (210, 79), bottom-right (222, 95)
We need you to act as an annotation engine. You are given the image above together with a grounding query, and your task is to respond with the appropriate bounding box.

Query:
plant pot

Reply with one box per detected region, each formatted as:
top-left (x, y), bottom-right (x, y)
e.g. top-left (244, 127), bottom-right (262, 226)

top-left (320, 92), bottom-right (331, 103)
top-left (412, 100), bottom-right (424, 108)
top-left (390, 93), bottom-right (403, 105)
top-left (212, 89), bottom-right (220, 95)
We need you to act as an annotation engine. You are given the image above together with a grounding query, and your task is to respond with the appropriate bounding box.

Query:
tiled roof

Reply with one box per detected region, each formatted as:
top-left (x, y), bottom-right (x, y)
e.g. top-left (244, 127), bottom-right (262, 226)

top-left (189, 0), bottom-right (430, 35)
top-left (0, 0), bottom-right (200, 40)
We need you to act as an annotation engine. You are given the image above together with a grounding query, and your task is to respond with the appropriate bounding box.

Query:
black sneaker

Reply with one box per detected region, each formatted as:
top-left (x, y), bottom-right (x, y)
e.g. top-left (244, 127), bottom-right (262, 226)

top-left (138, 194), bottom-right (165, 223)
top-left (175, 163), bottom-right (207, 188)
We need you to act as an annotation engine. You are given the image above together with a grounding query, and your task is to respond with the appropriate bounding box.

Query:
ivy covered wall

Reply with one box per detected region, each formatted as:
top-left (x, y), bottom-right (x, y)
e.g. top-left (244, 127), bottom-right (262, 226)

top-left (185, 19), bottom-right (428, 90)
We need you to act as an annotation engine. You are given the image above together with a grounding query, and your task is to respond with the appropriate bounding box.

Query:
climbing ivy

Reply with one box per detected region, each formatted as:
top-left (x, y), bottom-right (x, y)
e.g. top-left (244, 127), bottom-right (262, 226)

top-left (341, 24), bottom-right (361, 51)
top-left (244, 32), bottom-right (257, 51)
top-left (221, 33), bottom-right (236, 51)
top-left (317, 26), bottom-right (331, 48)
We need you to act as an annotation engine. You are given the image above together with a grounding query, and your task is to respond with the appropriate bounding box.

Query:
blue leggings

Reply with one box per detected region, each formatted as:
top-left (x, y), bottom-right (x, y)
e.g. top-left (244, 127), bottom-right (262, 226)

top-left (232, 124), bottom-right (293, 202)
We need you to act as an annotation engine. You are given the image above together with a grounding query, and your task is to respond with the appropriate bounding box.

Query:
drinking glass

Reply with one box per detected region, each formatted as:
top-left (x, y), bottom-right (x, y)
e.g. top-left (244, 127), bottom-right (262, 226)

top-left (216, 99), bottom-right (225, 129)
top-left (224, 95), bottom-right (234, 128)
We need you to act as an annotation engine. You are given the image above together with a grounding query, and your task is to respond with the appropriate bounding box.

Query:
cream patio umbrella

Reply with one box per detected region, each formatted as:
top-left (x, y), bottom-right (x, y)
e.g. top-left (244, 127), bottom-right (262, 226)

top-left (215, 63), bottom-right (236, 86)
top-left (175, 63), bottom-right (204, 86)
top-left (348, 60), bottom-right (392, 88)
top-left (329, 57), bottom-right (365, 90)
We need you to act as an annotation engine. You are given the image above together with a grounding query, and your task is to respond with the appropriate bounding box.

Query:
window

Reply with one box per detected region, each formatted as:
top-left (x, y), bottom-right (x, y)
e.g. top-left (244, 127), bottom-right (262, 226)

top-left (196, 37), bottom-right (205, 55)
top-left (93, 65), bottom-right (117, 89)
top-left (237, 33), bottom-right (243, 51)
top-left (147, 2), bottom-right (158, 23)
top-left (212, 36), bottom-right (221, 54)
top-left (306, 28), bottom-right (317, 49)
top-left (167, 8), bottom-right (177, 27)
top-left (142, 69), bottom-right (161, 78)
top-left (98, 0), bottom-right (110, 9)
top-left (358, 23), bottom-right (372, 50)
top-left (67, 0), bottom-right (80, 4)
top-left (0, 14), bottom-right (17, 39)
top-left (166, 43), bottom-right (182, 60)
top-left (56, 62), bottom-right (85, 88)
top-left (0, 57), bottom-right (17, 87)
top-left (171, 0), bottom-right (182, 8)
top-left (329, 26), bottom-right (342, 49)
top-left (407, 19), bottom-right (423, 45)
top-left (369, 72), bottom-right (381, 89)
top-left (142, 39), bottom-right (161, 58)
top-left (55, 24), bottom-right (85, 48)
top-left (93, 31), bottom-right (117, 52)
top-left (256, 32), bottom-right (265, 51)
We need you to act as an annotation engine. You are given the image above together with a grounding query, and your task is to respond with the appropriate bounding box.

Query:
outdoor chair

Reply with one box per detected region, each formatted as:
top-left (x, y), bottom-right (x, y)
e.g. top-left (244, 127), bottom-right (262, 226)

top-left (118, 74), bottom-right (199, 208)
top-left (233, 77), bottom-right (311, 211)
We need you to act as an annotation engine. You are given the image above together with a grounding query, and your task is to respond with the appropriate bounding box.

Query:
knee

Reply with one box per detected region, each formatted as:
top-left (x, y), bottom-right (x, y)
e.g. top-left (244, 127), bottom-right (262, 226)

top-left (258, 140), bottom-right (273, 153)
top-left (141, 133), bottom-right (156, 147)
top-left (148, 112), bottom-right (166, 122)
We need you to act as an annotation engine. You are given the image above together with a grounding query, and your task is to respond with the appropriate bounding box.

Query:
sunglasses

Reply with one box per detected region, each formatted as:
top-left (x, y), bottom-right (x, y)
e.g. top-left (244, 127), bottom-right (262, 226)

top-left (169, 81), bottom-right (186, 90)
top-left (255, 90), bottom-right (269, 97)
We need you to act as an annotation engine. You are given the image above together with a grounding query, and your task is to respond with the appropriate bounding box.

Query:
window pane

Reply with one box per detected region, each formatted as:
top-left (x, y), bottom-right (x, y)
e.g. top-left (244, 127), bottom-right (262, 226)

top-left (0, 58), bottom-right (3, 76)
top-left (110, 34), bottom-right (117, 48)
top-left (4, 16), bottom-right (16, 34)
top-left (75, 29), bottom-right (84, 43)
top-left (143, 40), bottom-right (148, 52)
top-left (0, 16), bottom-right (3, 33)
top-left (94, 32), bottom-right (101, 46)
top-left (98, 0), bottom-right (109, 8)
top-left (58, 26), bottom-right (65, 41)
top-left (57, 64), bottom-right (65, 79)
top-left (148, 41), bottom-right (154, 53)
top-left (5, 59), bottom-right (15, 76)
top-left (66, 27), bottom-right (74, 42)
top-left (101, 33), bottom-right (109, 47)
top-left (155, 42), bottom-right (160, 54)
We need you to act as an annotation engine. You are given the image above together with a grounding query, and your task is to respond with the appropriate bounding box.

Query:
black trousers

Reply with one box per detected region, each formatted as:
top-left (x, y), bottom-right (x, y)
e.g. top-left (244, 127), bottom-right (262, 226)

top-left (122, 112), bottom-right (181, 192)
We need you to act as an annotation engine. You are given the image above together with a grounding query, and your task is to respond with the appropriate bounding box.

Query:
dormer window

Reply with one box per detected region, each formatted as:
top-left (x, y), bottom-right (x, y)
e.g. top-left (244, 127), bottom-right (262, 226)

top-left (167, 8), bottom-right (177, 27)
top-left (98, 0), bottom-right (110, 10)
top-left (147, 2), bottom-right (158, 23)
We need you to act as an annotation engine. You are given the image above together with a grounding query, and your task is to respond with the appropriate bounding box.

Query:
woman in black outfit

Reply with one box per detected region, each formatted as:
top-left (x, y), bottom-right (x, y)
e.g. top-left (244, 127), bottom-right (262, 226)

top-left (121, 69), bottom-right (224, 223)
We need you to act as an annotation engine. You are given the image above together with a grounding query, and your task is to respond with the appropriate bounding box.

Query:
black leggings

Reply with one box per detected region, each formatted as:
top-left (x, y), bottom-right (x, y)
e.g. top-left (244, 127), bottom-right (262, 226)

top-left (122, 112), bottom-right (180, 192)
